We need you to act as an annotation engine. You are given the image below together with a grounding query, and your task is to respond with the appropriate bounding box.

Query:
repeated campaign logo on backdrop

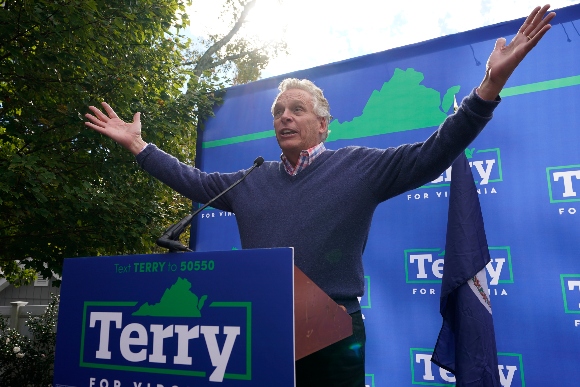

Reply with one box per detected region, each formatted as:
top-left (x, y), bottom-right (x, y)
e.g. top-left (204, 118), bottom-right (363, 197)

top-left (560, 274), bottom-right (580, 328)
top-left (410, 348), bottom-right (525, 386)
top-left (407, 147), bottom-right (502, 202)
top-left (546, 163), bottom-right (580, 215)
top-left (405, 246), bottom-right (513, 297)
top-left (81, 276), bottom-right (251, 384)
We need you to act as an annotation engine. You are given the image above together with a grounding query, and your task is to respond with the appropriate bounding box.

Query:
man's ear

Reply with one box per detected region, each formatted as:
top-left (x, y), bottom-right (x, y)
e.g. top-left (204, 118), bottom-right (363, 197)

top-left (318, 116), bottom-right (327, 134)
top-left (318, 117), bottom-right (329, 141)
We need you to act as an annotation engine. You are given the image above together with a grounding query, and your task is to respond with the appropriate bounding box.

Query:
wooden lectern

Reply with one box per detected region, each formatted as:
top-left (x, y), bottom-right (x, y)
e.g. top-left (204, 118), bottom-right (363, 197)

top-left (294, 266), bottom-right (353, 360)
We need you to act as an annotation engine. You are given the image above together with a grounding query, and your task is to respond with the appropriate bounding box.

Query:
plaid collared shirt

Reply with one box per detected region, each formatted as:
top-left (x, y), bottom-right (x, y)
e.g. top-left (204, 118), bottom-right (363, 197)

top-left (280, 142), bottom-right (327, 176)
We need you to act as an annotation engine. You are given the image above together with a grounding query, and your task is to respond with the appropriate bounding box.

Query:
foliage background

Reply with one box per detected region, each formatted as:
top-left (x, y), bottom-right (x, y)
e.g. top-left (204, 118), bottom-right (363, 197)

top-left (0, 0), bottom-right (282, 284)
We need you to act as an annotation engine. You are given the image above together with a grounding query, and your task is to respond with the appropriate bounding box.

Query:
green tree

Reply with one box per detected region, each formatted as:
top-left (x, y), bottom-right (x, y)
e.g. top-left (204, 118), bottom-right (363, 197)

top-left (0, 0), bottom-right (280, 284)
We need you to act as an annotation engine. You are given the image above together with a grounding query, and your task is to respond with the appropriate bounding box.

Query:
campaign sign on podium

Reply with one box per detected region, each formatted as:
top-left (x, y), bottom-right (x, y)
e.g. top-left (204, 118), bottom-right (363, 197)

top-left (53, 248), bottom-right (296, 387)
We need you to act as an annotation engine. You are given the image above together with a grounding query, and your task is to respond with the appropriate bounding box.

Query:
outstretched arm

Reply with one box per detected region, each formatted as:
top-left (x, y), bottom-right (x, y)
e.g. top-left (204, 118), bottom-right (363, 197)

top-left (477, 4), bottom-right (556, 101)
top-left (85, 102), bottom-right (147, 155)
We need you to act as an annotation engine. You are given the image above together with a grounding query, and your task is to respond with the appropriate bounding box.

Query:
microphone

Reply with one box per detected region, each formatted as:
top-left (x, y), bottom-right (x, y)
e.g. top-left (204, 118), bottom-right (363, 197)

top-left (156, 156), bottom-right (265, 252)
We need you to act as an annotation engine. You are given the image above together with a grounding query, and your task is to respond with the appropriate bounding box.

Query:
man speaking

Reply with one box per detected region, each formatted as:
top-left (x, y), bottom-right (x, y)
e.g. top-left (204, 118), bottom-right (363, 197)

top-left (85, 5), bottom-right (555, 386)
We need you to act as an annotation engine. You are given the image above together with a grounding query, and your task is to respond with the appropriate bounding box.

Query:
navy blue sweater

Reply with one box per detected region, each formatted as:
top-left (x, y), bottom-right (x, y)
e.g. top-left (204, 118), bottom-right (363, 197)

top-left (137, 89), bottom-right (499, 313)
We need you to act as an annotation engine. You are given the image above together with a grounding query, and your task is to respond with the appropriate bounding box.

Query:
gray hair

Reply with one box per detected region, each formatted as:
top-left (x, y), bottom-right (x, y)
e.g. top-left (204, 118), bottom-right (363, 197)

top-left (271, 78), bottom-right (331, 141)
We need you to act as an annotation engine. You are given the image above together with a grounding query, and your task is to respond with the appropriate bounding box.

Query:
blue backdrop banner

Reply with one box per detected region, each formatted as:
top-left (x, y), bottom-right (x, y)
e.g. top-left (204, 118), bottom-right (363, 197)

top-left (192, 4), bottom-right (580, 386)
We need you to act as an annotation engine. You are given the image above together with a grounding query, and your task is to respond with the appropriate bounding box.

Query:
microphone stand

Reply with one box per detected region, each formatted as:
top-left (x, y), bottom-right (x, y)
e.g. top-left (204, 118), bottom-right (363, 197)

top-left (156, 157), bottom-right (264, 253)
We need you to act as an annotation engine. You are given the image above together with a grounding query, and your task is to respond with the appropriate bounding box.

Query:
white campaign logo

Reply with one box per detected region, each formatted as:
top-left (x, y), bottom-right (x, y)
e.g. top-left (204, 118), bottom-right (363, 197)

top-left (553, 170), bottom-right (580, 198)
top-left (407, 249), bottom-right (511, 297)
top-left (432, 159), bottom-right (496, 186)
top-left (415, 354), bottom-right (519, 387)
top-left (409, 253), bottom-right (505, 285)
top-left (408, 151), bottom-right (500, 201)
top-left (90, 312), bottom-right (240, 382)
top-left (409, 254), bottom-right (444, 279)
top-left (547, 165), bottom-right (580, 214)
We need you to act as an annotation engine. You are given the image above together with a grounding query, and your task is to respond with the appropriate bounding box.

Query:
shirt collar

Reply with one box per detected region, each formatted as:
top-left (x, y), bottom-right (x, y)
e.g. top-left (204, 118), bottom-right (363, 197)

top-left (280, 142), bottom-right (326, 176)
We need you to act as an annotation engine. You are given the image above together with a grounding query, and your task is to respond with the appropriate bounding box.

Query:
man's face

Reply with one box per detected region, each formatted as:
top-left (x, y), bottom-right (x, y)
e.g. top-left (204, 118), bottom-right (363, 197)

top-left (273, 89), bottom-right (327, 165)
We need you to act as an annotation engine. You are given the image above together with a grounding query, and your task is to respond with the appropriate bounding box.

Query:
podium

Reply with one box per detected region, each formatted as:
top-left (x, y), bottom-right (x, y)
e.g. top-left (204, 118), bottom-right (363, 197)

top-left (53, 248), bottom-right (352, 386)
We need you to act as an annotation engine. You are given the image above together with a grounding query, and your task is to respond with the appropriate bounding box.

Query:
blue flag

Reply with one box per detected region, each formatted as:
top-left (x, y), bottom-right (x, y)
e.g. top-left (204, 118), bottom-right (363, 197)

top-left (431, 152), bottom-right (500, 386)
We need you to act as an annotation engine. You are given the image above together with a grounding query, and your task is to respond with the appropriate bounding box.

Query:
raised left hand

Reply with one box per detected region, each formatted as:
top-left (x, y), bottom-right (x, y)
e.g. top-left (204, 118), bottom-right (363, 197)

top-left (478, 5), bottom-right (556, 101)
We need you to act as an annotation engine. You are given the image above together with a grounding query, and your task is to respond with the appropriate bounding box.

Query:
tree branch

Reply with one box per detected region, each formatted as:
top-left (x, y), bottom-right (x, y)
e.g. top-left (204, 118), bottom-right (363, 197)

top-left (193, 0), bottom-right (257, 76)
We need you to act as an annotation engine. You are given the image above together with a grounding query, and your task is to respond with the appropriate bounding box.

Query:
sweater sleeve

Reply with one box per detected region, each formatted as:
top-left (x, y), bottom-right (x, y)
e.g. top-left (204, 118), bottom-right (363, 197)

top-left (357, 88), bottom-right (500, 202)
top-left (135, 144), bottom-right (241, 212)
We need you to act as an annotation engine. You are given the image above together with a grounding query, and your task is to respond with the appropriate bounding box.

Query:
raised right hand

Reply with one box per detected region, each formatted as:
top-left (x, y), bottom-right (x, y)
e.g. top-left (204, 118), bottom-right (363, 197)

top-left (477, 5), bottom-right (556, 101)
top-left (85, 102), bottom-right (147, 155)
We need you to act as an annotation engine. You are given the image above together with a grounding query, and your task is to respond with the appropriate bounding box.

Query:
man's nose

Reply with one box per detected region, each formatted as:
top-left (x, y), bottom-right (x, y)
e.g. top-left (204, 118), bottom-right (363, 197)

top-left (280, 109), bottom-right (292, 121)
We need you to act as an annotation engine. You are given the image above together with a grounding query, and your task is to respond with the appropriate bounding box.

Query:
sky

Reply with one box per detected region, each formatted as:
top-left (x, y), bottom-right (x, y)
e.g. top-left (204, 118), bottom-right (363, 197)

top-left (187, 0), bottom-right (580, 80)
